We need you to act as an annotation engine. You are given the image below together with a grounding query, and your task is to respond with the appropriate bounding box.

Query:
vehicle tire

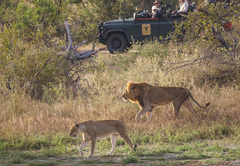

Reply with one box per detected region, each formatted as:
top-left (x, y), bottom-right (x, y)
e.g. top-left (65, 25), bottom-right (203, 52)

top-left (106, 33), bottom-right (129, 53)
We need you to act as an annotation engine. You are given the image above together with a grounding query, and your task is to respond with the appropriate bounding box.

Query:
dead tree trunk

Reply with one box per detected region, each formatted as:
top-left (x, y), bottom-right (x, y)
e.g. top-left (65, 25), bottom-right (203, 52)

top-left (64, 21), bottom-right (101, 60)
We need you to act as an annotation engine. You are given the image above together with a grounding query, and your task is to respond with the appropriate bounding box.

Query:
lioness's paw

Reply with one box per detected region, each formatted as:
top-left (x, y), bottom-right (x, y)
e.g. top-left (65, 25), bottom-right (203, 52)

top-left (79, 150), bottom-right (83, 156)
top-left (107, 152), bottom-right (113, 155)
top-left (87, 155), bottom-right (93, 158)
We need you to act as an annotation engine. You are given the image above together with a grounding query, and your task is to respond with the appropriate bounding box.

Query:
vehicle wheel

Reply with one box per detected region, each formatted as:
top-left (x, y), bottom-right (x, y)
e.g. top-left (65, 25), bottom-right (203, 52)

top-left (106, 33), bottom-right (129, 53)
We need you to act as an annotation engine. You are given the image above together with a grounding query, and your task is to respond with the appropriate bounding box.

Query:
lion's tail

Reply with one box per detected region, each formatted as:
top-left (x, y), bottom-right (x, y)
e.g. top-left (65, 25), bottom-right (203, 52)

top-left (189, 91), bottom-right (210, 108)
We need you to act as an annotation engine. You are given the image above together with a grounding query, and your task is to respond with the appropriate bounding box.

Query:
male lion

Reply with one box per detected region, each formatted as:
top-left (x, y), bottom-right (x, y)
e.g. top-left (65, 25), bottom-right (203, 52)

top-left (69, 120), bottom-right (135, 158)
top-left (122, 82), bottom-right (210, 122)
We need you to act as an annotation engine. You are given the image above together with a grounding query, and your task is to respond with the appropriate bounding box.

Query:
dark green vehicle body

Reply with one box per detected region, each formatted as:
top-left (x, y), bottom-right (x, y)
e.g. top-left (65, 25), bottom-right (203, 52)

top-left (98, 16), bottom-right (181, 53)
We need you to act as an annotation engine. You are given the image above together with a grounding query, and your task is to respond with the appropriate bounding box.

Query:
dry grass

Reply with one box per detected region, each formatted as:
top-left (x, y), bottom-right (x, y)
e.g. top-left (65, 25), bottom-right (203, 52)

top-left (0, 42), bottom-right (240, 147)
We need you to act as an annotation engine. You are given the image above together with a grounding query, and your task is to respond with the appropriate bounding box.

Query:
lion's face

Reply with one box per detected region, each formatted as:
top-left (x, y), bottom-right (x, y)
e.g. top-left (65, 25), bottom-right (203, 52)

top-left (122, 82), bottom-right (137, 101)
top-left (69, 123), bottom-right (79, 138)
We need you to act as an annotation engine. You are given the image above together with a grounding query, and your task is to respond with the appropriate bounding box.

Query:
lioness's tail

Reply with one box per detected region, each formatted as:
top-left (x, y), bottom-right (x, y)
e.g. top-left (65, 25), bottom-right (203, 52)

top-left (189, 91), bottom-right (210, 108)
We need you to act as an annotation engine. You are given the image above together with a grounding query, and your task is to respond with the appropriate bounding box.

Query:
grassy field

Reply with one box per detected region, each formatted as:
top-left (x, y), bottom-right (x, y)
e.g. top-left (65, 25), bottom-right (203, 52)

top-left (1, 41), bottom-right (240, 165)
top-left (1, 139), bottom-right (240, 165)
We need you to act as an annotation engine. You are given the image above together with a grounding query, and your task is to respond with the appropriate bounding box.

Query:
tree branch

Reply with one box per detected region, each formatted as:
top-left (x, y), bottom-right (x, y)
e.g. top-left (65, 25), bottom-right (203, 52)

top-left (211, 26), bottom-right (230, 49)
top-left (63, 21), bottom-right (100, 61)
top-left (65, 20), bottom-right (72, 52)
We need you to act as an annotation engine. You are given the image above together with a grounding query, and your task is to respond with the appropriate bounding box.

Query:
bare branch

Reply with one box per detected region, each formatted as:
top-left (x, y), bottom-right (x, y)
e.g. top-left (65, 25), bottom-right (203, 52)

top-left (65, 47), bottom-right (101, 60)
top-left (65, 21), bottom-right (72, 52)
top-left (72, 40), bottom-right (87, 52)
top-left (211, 26), bottom-right (230, 49)
top-left (170, 57), bottom-right (204, 70)
top-left (67, 76), bottom-right (80, 88)
top-left (91, 42), bottom-right (98, 52)
top-left (197, 7), bottom-right (210, 15)
top-left (26, 57), bottom-right (52, 93)
top-left (63, 21), bottom-right (100, 61)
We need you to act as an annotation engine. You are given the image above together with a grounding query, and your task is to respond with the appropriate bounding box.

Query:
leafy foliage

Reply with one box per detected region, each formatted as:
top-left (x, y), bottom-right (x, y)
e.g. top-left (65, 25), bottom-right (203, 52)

top-left (175, 2), bottom-right (240, 51)
top-left (0, 0), bottom-right (240, 100)
top-left (13, 0), bottom-right (69, 41)
top-left (0, 27), bottom-right (70, 99)
top-left (0, 0), bottom-right (180, 99)
top-left (172, 2), bottom-right (240, 86)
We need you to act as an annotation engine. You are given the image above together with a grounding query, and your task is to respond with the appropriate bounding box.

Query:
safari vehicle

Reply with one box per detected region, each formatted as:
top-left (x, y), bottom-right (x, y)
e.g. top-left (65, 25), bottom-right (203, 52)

top-left (97, 5), bottom-right (184, 53)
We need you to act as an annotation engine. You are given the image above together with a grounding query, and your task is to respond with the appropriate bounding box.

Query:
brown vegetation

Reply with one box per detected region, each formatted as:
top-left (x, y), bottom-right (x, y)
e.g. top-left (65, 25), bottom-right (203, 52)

top-left (1, 42), bottom-right (239, 143)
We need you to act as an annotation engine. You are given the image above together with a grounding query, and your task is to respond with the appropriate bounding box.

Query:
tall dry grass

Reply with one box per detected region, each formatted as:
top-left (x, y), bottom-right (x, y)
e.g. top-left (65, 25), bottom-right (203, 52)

top-left (0, 41), bottom-right (240, 149)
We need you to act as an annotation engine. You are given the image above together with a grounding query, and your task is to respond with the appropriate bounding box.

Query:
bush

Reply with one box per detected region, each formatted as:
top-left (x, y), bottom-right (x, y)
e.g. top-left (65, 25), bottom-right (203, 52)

top-left (0, 27), bottom-right (70, 100)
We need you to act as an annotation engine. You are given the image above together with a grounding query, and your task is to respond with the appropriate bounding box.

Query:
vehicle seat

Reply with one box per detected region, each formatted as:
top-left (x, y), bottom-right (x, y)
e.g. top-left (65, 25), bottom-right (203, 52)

top-left (159, 8), bottom-right (164, 18)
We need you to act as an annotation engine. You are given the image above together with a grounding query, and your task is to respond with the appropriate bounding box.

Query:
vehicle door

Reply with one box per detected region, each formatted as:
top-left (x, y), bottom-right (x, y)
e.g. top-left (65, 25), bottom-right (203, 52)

top-left (159, 18), bottom-right (181, 39)
top-left (134, 18), bottom-right (159, 42)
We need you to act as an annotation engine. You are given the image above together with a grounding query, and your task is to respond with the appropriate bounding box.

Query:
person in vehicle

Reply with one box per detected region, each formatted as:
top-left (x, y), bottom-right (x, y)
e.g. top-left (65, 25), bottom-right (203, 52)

top-left (172, 0), bottom-right (183, 14)
top-left (153, 0), bottom-right (163, 10)
top-left (153, 0), bottom-right (164, 18)
top-left (151, 6), bottom-right (161, 18)
top-left (171, 0), bottom-right (189, 17)
top-left (177, 0), bottom-right (189, 14)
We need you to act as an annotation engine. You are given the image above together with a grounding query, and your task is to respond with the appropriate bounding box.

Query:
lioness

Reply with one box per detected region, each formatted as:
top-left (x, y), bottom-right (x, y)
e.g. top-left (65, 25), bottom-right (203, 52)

top-left (122, 82), bottom-right (209, 122)
top-left (69, 120), bottom-right (135, 158)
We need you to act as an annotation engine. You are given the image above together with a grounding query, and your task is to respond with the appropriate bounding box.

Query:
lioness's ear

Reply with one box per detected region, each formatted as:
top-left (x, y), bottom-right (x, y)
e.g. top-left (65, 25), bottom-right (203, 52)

top-left (74, 122), bottom-right (79, 127)
top-left (130, 84), bottom-right (134, 90)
